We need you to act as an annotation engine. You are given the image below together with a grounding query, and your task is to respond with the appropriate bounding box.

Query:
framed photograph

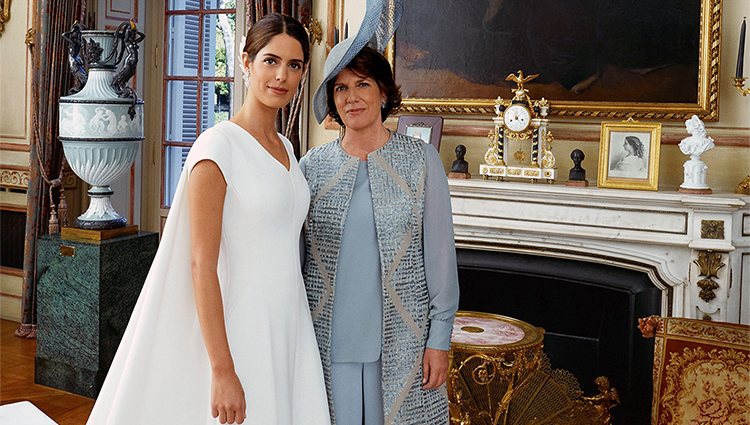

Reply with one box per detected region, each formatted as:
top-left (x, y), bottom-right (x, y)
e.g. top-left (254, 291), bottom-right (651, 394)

top-left (388, 0), bottom-right (720, 121)
top-left (597, 120), bottom-right (661, 191)
top-left (396, 115), bottom-right (444, 151)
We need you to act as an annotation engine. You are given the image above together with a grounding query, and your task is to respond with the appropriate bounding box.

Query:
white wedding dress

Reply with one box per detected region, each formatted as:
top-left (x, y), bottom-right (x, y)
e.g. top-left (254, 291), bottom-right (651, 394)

top-left (87, 121), bottom-right (330, 425)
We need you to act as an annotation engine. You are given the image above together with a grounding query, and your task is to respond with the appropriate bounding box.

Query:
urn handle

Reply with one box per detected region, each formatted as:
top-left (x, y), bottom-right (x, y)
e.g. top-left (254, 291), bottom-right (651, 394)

top-left (61, 22), bottom-right (88, 95)
top-left (110, 21), bottom-right (145, 119)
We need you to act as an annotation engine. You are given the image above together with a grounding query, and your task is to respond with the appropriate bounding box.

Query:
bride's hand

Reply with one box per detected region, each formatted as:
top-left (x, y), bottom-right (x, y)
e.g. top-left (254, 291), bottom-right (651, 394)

top-left (211, 369), bottom-right (246, 424)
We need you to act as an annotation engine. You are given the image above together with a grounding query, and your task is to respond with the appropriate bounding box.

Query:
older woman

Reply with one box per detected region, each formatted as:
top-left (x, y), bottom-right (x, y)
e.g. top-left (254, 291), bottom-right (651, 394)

top-left (301, 37), bottom-right (459, 424)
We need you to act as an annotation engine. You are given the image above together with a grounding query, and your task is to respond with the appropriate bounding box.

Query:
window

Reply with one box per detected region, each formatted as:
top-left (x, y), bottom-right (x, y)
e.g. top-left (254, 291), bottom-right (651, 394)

top-left (163, 0), bottom-right (237, 207)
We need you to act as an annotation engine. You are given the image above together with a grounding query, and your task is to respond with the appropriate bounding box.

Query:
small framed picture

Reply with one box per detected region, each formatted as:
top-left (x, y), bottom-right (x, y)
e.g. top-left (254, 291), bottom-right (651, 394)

top-left (396, 115), bottom-right (444, 151)
top-left (597, 119), bottom-right (661, 191)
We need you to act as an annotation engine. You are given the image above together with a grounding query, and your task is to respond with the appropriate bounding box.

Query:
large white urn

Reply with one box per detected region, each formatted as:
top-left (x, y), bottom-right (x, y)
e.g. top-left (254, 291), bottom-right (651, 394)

top-left (59, 22), bottom-right (145, 229)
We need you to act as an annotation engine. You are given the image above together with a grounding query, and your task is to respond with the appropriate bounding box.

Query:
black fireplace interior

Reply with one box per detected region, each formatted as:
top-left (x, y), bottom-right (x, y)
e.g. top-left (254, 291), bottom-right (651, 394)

top-left (456, 248), bottom-right (661, 425)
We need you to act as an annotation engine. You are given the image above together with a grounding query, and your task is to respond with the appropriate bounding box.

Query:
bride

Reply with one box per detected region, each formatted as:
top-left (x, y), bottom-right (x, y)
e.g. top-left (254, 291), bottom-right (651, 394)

top-left (86, 13), bottom-right (330, 425)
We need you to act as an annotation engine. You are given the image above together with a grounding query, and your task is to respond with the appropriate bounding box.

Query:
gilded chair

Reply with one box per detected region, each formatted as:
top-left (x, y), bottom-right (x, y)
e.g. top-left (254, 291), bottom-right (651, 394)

top-left (638, 316), bottom-right (750, 425)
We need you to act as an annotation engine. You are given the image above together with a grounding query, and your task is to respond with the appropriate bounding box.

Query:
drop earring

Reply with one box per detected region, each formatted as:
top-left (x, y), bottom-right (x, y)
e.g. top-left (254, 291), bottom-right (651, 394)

top-left (242, 68), bottom-right (251, 87)
top-left (238, 42), bottom-right (251, 88)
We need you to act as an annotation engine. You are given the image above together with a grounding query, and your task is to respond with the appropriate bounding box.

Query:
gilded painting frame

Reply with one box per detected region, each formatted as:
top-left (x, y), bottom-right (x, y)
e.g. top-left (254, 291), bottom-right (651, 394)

top-left (597, 120), bottom-right (662, 191)
top-left (387, 0), bottom-right (721, 121)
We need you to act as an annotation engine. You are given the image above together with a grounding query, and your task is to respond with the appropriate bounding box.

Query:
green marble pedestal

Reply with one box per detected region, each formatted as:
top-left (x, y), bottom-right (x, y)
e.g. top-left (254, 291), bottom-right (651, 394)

top-left (35, 232), bottom-right (158, 398)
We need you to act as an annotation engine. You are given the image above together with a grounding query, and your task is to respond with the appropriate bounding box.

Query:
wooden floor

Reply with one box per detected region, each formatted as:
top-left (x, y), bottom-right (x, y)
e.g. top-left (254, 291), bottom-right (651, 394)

top-left (0, 319), bottom-right (94, 424)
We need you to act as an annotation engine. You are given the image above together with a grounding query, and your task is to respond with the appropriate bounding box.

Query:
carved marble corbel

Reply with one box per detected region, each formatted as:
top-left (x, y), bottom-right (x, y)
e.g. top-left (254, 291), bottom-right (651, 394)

top-left (693, 250), bottom-right (726, 320)
top-left (686, 213), bottom-right (738, 322)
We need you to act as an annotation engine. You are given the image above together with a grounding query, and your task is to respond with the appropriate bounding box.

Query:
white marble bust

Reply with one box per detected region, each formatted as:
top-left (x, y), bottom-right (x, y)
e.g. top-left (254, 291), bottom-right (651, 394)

top-left (679, 115), bottom-right (715, 157)
top-left (679, 115), bottom-right (714, 192)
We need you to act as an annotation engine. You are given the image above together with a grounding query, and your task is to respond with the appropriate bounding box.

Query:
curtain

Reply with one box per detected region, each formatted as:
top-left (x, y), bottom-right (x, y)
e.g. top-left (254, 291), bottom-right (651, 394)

top-left (16, 0), bottom-right (87, 339)
top-left (246, 0), bottom-right (313, 159)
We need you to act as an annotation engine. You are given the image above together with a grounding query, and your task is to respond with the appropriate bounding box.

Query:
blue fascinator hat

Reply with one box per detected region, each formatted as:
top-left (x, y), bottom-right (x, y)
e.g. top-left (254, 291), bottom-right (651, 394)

top-left (312, 0), bottom-right (403, 124)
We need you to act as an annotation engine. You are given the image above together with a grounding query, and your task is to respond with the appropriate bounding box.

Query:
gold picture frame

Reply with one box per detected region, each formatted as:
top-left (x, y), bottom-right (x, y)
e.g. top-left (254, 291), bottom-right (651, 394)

top-left (388, 0), bottom-right (721, 121)
top-left (597, 119), bottom-right (661, 191)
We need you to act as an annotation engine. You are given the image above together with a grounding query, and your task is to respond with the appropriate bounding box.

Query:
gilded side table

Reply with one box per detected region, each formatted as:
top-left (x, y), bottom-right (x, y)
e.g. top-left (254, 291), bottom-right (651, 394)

top-left (448, 311), bottom-right (545, 425)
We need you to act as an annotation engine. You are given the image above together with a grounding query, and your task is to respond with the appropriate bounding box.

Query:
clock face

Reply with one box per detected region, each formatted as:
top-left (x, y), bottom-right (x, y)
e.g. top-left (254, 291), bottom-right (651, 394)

top-left (503, 104), bottom-right (531, 133)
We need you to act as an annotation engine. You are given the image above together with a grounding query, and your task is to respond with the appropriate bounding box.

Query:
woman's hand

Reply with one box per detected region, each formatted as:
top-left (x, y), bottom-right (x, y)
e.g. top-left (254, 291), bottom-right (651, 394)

top-left (422, 348), bottom-right (449, 389)
top-left (211, 368), bottom-right (246, 424)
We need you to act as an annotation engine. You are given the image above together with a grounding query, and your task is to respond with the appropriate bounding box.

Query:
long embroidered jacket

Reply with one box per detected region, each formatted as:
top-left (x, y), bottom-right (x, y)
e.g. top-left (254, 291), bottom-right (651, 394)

top-left (302, 133), bottom-right (448, 424)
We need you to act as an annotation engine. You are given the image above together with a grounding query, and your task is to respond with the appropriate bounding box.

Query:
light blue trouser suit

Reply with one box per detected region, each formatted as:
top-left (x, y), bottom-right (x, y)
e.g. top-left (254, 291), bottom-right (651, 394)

top-left (331, 360), bottom-right (384, 425)
top-left (328, 161), bottom-right (384, 424)
top-left (303, 145), bottom-right (458, 424)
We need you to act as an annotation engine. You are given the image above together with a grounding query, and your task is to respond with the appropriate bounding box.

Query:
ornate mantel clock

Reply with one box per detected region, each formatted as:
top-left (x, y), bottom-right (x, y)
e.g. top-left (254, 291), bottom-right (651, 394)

top-left (480, 70), bottom-right (556, 183)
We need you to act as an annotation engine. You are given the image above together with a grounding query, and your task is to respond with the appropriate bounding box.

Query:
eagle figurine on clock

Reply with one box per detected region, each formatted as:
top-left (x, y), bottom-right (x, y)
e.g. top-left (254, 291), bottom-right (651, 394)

top-left (480, 70), bottom-right (556, 183)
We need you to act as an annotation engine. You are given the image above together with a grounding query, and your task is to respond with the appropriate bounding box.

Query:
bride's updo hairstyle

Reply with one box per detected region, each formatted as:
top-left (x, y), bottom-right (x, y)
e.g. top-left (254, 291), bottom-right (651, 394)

top-left (243, 13), bottom-right (310, 64)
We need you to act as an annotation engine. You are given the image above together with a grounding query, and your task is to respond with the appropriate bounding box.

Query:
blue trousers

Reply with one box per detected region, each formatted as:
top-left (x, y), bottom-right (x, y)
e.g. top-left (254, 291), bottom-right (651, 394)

top-left (331, 360), bottom-right (384, 425)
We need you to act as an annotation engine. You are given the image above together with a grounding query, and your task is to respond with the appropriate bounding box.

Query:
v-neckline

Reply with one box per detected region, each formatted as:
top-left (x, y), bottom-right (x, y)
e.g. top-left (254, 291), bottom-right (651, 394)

top-left (225, 121), bottom-right (292, 173)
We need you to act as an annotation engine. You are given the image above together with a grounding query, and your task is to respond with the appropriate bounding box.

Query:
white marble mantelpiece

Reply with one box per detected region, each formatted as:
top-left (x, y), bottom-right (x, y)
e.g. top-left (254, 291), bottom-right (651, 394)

top-left (449, 179), bottom-right (750, 324)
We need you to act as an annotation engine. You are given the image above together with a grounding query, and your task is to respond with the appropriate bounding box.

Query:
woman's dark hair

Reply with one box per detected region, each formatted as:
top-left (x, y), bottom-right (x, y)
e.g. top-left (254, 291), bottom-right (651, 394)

top-left (243, 13), bottom-right (310, 64)
top-left (624, 136), bottom-right (645, 158)
top-left (325, 46), bottom-right (402, 126)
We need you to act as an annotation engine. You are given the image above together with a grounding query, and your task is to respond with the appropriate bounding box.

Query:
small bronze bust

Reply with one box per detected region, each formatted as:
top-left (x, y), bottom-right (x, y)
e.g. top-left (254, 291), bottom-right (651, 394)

top-left (566, 149), bottom-right (588, 186)
top-left (448, 144), bottom-right (471, 179)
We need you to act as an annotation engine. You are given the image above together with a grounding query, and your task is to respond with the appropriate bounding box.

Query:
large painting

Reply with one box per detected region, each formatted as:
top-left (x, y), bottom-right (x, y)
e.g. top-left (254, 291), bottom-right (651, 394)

top-left (390, 0), bottom-right (721, 120)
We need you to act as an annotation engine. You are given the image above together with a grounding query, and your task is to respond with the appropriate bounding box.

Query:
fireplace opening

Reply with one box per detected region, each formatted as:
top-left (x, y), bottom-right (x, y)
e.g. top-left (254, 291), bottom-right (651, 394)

top-left (457, 248), bottom-right (661, 425)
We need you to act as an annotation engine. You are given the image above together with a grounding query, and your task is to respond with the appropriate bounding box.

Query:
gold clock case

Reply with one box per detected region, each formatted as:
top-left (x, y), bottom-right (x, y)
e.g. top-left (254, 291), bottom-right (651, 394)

top-left (504, 129), bottom-right (533, 140)
top-left (481, 72), bottom-right (556, 182)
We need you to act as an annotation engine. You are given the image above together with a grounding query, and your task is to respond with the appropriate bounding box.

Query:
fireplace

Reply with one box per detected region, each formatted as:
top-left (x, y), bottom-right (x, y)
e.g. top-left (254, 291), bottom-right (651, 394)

top-left (457, 248), bottom-right (660, 424)
top-left (447, 178), bottom-right (750, 423)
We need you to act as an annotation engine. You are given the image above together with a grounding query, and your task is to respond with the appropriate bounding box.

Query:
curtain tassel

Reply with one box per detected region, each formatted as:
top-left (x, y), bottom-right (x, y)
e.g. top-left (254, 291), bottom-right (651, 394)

top-left (48, 205), bottom-right (59, 235)
top-left (47, 178), bottom-right (63, 234)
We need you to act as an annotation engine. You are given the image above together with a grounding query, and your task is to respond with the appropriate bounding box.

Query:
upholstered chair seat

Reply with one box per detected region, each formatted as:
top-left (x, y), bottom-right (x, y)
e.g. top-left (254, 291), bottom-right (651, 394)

top-left (638, 316), bottom-right (749, 425)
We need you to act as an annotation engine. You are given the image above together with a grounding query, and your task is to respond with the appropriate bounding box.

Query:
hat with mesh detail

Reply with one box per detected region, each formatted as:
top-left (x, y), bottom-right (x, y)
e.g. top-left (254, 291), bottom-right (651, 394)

top-left (312, 0), bottom-right (403, 123)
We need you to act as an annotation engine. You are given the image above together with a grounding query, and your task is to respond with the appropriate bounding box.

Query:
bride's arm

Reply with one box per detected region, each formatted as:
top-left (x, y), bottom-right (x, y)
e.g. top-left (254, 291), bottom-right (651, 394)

top-left (188, 159), bottom-right (246, 425)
